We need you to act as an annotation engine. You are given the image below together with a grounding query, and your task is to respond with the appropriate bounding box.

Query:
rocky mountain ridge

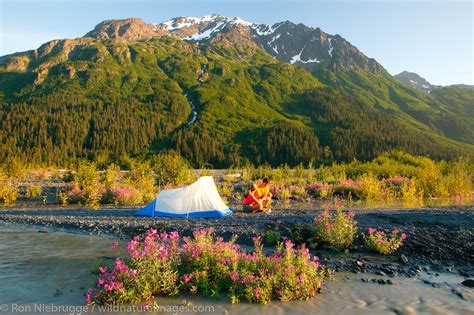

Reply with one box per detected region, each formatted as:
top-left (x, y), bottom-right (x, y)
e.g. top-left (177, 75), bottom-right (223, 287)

top-left (78, 15), bottom-right (386, 75)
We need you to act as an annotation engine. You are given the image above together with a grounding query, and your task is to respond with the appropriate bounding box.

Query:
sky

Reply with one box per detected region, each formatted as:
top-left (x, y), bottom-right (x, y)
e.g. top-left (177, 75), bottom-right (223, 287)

top-left (0, 0), bottom-right (472, 85)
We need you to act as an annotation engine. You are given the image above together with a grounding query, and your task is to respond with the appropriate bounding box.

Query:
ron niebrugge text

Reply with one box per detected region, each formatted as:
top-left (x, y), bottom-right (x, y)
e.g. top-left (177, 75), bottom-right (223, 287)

top-left (2, 303), bottom-right (215, 314)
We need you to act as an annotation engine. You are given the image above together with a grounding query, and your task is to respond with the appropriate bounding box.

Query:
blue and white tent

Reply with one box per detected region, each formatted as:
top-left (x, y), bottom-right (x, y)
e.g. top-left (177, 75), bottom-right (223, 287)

top-left (134, 176), bottom-right (232, 218)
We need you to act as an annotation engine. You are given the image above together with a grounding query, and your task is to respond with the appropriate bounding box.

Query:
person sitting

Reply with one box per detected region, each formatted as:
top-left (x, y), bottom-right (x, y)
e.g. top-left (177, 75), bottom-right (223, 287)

top-left (242, 183), bottom-right (262, 213)
top-left (254, 178), bottom-right (272, 213)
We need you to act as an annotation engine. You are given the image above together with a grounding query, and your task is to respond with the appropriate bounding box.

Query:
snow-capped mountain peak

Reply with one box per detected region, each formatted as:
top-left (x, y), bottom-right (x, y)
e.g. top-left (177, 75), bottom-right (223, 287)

top-left (85, 16), bottom-right (386, 76)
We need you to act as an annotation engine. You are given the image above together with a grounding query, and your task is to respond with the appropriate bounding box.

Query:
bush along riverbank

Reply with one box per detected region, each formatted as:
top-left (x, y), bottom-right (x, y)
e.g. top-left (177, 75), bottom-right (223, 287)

top-left (1, 151), bottom-right (472, 209)
top-left (87, 228), bottom-right (328, 305)
top-left (85, 202), bottom-right (416, 306)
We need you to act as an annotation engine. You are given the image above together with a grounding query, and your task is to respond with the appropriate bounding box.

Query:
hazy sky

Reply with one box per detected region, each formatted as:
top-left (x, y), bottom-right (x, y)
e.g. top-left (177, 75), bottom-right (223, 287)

top-left (1, 0), bottom-right (472, 85)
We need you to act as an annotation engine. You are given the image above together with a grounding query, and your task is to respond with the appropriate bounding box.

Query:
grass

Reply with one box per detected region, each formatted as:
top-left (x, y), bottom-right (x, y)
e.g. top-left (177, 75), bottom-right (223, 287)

top-left (1, 151), bottom-right (472, 208)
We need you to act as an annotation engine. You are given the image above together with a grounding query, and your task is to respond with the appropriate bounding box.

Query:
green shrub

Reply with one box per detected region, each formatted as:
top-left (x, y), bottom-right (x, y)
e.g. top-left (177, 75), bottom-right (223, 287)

top-left (103, 164), bottom-right (121, 190)
top-left (1, 157), bottom-right (26, 179)
top-left (125, 162), bottom-right (155, 199)
top-left (218, 183), bottom-right (233, 200)
top-left (0, 181), bottom-right (18, 206)
top-left (275, 187), bottom-right (291, 201)
top-left (289, 185), bottom-right (307, 199)
top-left (264, 229), bottom-right (281, 245)
top-left (401, 179), bottom-right (424, 208)
top-left (438, 159), bottom-right (472, 199)
top-left (293, 163), bottom-right (307, 178)
top-left (254, 164), bottom-right (273, 180)
top-left (364, 228), bottom-right (406, 255)
top-left (113, 187), bottom-right (143, 206)
top-left (57, 191), bottom-right (68, 205)
top-left (315, 203), bottom-right (357, 251)
top-left (359, 173), bottom-right (385, 201)
top-left (25, 185), bottom-right (42, 198)
top-left (100, 190), bottom-right (115, 204)
top-left (152, 152), bottom-right (191, 186)
top-left (75, 161), bottom-right (102, 210)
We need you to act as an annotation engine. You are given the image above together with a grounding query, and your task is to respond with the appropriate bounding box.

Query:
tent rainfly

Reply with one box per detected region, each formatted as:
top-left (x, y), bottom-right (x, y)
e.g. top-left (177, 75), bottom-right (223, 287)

top-left (133, 176), bottom-right (232, 218)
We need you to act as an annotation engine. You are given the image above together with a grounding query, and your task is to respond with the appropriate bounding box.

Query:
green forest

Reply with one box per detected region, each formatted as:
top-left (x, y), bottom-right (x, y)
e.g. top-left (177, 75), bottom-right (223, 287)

top-left (0, 36), bottom-right (473, 168)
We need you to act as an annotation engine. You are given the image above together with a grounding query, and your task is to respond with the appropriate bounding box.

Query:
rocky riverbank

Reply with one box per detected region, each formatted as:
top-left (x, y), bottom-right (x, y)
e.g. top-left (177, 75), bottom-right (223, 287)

top-left (1, 205), bottom-right (473, 290)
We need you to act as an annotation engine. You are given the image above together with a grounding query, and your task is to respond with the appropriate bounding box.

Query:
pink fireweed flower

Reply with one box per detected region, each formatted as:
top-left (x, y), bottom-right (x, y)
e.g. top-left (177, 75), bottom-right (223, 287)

top-left (98, 266), bottom-right (107, 274)
top-left (285, 239), bottom-right (294, 251)
top-left (325, 222), bottom-right (331, 230)
top-left (310, 261), bottom-right (320, 268)
top-left (255, 288), bottom-right (261, 300)
top-left (98, 278), bottom-right (105, 286)
top-left (169, 231), bottom-right (179, 241)
top-left (85, 290), bottom-right (92, 303)
top-left (401, 233), bottom-right (407, 240)
top-left (113, 281), bottom-right (124, 293)
top-left (229, 272), bottom-right (239, 281)
top-left (181, 274), bottom-right (193, 283)
top-left (347, 211), bottom-right (355, 218)
top-left (115, 259), bottom-right (128, 273)
top-left (142, 301), bottom-right (153, 309)
top-left (393, 229), bottom-right (400, 235)
top-left (104, 284), bottom-right (113, 292)
top-left (129, 269), bottom-right (138, 277)
top-left (368, 228), bottom-right (376, 235)
top-left (297, 274), bottom-right (305, 283)
top-left (110, 241), bottom-right (119, 250)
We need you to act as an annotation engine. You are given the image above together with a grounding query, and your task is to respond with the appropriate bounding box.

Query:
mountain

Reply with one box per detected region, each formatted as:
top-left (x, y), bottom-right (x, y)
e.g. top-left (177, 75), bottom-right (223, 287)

top-left (155, 15), bottom-right (385, 75)
top-left (394, 71), bottom-right (474, 93)
top-left (0, 16), bottom-right (473, 167)
top-left (394, 71), bottom-right (435, 93)
top-left (84, 18), bottom-right (167, 41)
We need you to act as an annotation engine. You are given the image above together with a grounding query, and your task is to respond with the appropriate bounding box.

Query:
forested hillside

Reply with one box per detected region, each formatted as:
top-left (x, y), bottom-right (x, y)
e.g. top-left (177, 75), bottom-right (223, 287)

top-left (0, 18), bottom-right (473, 167)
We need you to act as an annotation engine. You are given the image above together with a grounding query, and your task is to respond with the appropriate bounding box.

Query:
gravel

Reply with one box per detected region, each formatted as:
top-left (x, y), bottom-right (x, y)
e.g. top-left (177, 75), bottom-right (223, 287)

top-left (1, 204), bottom-right (473, 279)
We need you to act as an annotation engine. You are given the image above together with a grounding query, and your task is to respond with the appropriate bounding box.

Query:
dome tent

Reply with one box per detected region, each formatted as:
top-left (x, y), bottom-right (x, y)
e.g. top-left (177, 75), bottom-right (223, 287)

top-left (134, 176), bottom-right (232, 218)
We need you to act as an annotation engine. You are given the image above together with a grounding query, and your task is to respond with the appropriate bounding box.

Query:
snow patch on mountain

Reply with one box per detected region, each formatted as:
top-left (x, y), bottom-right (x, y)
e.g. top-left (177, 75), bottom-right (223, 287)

top-left (183, 20), bottom-right (227, 41)
top-left (251, 23), bottom-right (281, 36)
top-left (290, 40), bottom-right (321, 64)
top-left (328, 38), bottom-right (334, 57)
top-left (268, 33), bottom-right (281, 45)
top-left (161, 17), bottom-right (200, 31)
top-left (230, 17), bottom-right (252, 26)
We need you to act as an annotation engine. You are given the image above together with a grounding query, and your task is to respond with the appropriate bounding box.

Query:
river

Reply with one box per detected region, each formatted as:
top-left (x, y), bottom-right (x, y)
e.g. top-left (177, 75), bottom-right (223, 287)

top-left (0, 224), bottom-right (472, 314)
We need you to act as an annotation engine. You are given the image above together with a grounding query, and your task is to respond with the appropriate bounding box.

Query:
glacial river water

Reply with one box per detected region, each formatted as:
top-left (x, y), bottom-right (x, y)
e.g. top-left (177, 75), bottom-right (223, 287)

top-left (0, 224), bottom-right (472, 315)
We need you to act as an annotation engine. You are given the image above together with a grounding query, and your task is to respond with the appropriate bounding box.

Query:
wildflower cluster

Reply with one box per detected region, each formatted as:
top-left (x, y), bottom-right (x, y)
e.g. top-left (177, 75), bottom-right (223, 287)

top-left (314, 202), bottom-right (357, 251)
top-left (306, 182), bottom-right (332, 199)
top-left (270, 182), bottom-right (306, 200)
top-left (88, 228), bottom-right (327, 305)
top-left (61, 162), bottom-right (156, 208)
top-left (364, 228), bottom-right (407, 255)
